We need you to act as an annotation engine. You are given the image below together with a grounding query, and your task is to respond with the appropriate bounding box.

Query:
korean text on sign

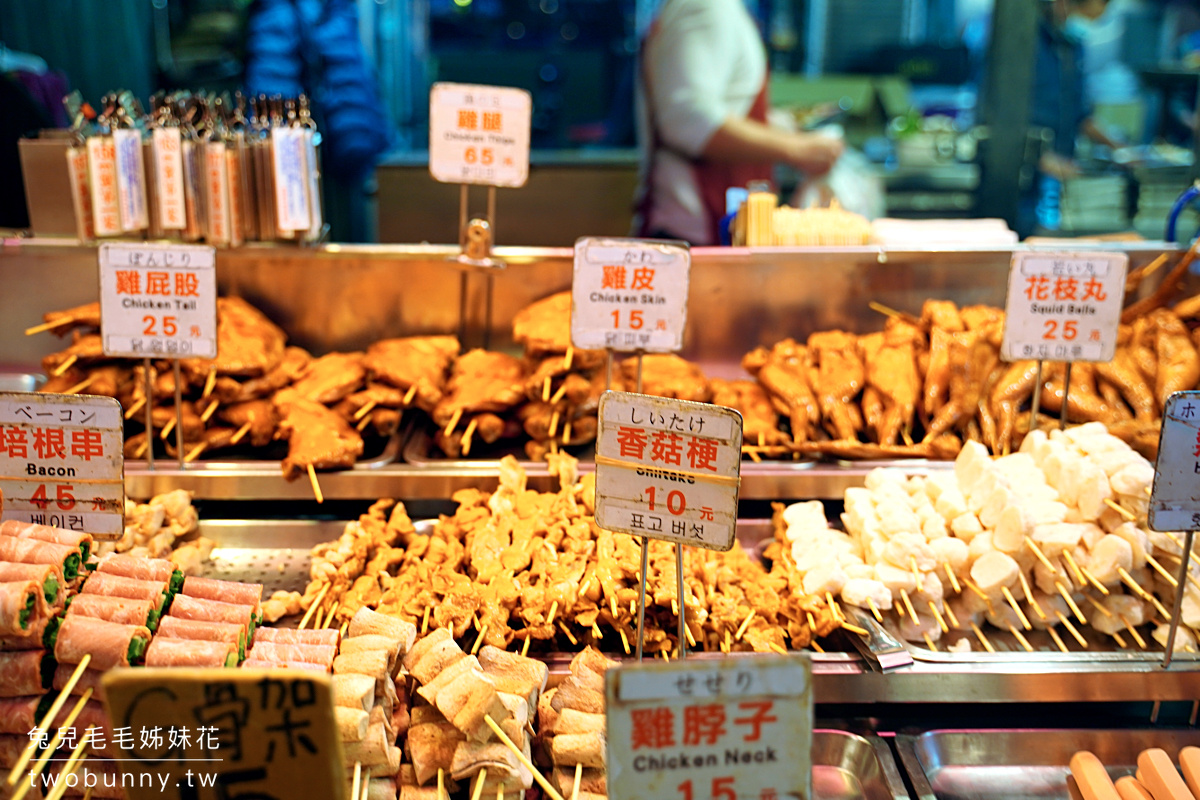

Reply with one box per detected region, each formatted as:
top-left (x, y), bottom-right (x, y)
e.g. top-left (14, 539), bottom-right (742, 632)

top-left (607, 656), bottom-right (813, 800)
top-left (0, 393), bottom-right (124, 536)
top-left (98, 243), bottom-right (218, 359)
top-left (101, 669), bottom-right (344, 800)
top-left (595, 392), bottom-right (742, 552)
top-left (429, 82), bottom-right (532, 188)
top-left (1148, 391), bottom-right (1200, 532)
top-left (571, 237), bottom-right (690, 353)
top-left (1000, 251), bottom-right (1128, 363)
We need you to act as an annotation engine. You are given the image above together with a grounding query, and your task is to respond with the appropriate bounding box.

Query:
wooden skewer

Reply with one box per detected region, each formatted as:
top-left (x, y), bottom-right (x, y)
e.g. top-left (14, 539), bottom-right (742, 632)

top-left (842, 621), bottom-right (870, 636)
top-left (184, 441), bottom-right (207, 463)
top-left (312, 605), bottom-right (326, 630)
top-left (307, 463), bottom-right (324, 504)
top-left (297, 584), bottom-right (330, 629)
top-left (323, 601), bottom-right (340, 629)
top-left (134, 439), bottom-right (149, 459)
top-left (542, 376), bottom-right (552, 403)
top-left (943, 602), bottom-right (960, 629)
top-left (1119, 613), bottom-right (1146, 649)
top-left (1084, 594), bottom-right (1113, 618)
top-left (43, 727), bottom-right (93, 800)
top-left (671, 598), bottom-right (679, 617)
top-left (230, 420), bottom-right (253, 445)
top-left (1145, 554), bottom-right (1179, 588)
top-left (735, 610), bottom-right (756, 641)
top-left (1079, 564), bottom-right (1110, 596)
top-left (51, 355), bottom-right (77, 376)
top-left (571, 762), bottom-right (583, 800)
top-left (1104, 498), bottom-right (1137, 522)
top-left (353, 400), bottom-right (377, 421)
top-left (962, 576), bottom-right (990, 602)
top-left (744, 446), bottom-right (762, 463)
top-left (7, 655), bottom-right (92, 786)
top-left (483, 716), bottom-right (566, 800)
top-left (438, 769), bottom-right (446, 800)
top-left (725, 629), bottom-right (732, 652)
top-left (825, 592), bottom-right (841, 622)
top-left (610, 596), bottom-right (619, 618)
top-left (806, 611), bottom-right (817, 632)
top-left (1018, 572), bottom-right (1046, 620)
top-left (1048, 625), bottom-right (1070, 653)
top-left (548, 410), bottom-right (560, 439)
top-left (402, 384), bottom-right (418, 406)
top-left (562, 420), bottom-right (572, 445)
top-left (558, 621), bottom-right (577, 646)
top-left (943, 562), bottom-right (961, 594)
top-left (866, 597), bottom-right (883, 622)
top-left (595, 622), bottom-right (605, 640)
top-left (564, 346), bottom-right (574, 371)
top-left (1110, 630), bottom-right (1128, 648)
top-left (361, 768), bottom-right (372, 800)
top-left (124, 396), bottom-right (147, 419)
top-left (1061, 550), bottom-right (1087, 589)
top-left (64, 375), bottom-right (97, 395)
top-left (757, 431), bottom-right (765, 448)
top-left (1002, 586), bottom-right (1032, 630)
top-left (1117, 568), bottom-right (1169, 618)
top-left (443, 408), bottom-right (463, 437)
top-left (461, 418), bottom-right (478, 457)
top-left (546, 601), bottom-right (559, 627)
top-left (202, 368), bottom-right (217, 399)
top-left (160, 415), bottom-right (177, 441)
top-left (1056, 610), bottom-right (1088, 647)
top-left (899, 589), bottom-right (919, 622)
top-left (1009, 625), bottom-right (1034, 652)
top-left (420, 606), bottom-right (431, 635)
top-left (928, 601), bottom-right (948, 633)
top-left (923, 632), bottom-right (938, 652)
top-left (13, 689), bottom-right (95, 800)
top-left (352, 762), bottom-right (362, 800)
top-left (1055, 581), bottom-right (1087, 624)
top-left (1025, 536), bottom-right (1058, 576)
top-left (810, 639), bottom-right (825, 653)
top-left (340, 621), bottom-right (348, 637)
top-left (356, 413), bottom-right (372, 432)
top-left (869, 301), bottom-right (906, 319)
top-left (618, 628), bottom-right (630, 655)
top-left (910, 557), bottom-right (924, 592)
top-left (550, 382), bottom-right (568, 405)
top-left (470, 768), bottom-right (488, 800)
top-left (769, 642), bottom-right (788, 655)
top-left (25, 319), bottom-right (63, 336)
top-left (472, 625), bottom-right (488, 655)
top-left (970, 622), bottom-right (995, 653)
top-left (522, 636), bottom-right (532, 656)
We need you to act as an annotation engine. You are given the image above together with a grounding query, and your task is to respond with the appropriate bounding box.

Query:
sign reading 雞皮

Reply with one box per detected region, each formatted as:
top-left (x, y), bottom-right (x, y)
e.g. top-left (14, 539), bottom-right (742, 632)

top-left (606, 655), bottom-right (813, 800)
top-left (595, 392), bottom-right (742, 552)
top-left (0, 392), bottom-right (124, 536)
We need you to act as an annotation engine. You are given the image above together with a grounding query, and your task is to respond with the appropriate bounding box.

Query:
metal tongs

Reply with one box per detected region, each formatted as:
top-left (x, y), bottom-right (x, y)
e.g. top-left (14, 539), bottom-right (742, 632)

top-left (844, 606), bottom-right (913, 671)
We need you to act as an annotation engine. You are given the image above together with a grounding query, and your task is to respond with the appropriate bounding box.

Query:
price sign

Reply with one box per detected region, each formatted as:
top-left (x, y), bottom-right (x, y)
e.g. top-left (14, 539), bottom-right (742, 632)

top-left (102, 668), bottom-right (346, 800)
top-left (1000, 251), bottom-right (1128, 362)
top-left (429, 82), bottom-right (531, 188)
top-left (595, 392), bottom-right (742, 552)
top-left (99, 242), bottom-right (217, 358)
top-left (571, 237), bottom-right (690, 352)
top-left (1148, 391), bottom-right (1200, 532)
top-left (0, 392), bottom-right (124, 536)
top-left (606, 655), bottom-right (813, 800)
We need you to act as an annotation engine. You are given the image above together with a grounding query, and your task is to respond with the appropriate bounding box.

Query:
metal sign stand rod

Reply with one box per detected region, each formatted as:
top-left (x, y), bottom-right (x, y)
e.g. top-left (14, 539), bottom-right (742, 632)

top-left (634, 351), bottom-right (649, 662)
top-left (173, 360), bottom-right (185, 469)
top-left (1162, 529), bottom-right (1195, 669)
top-left (1060, 362), bottom-right (1072, 431)
top-left (484, 186), bottom-right (497, 350)
top-left (1029, 360), bottom-right (1044, 430)
top-left (143, 358), bottom-right (155, 471)
top-left (457, 185), bottom-right (469, 345)
top-left (676, 544), bottom-right (687, 659)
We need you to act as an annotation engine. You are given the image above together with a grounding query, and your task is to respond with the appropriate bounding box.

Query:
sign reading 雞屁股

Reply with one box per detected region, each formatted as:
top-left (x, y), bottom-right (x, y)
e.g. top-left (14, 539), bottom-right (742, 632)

top-left (429, 83), bottom-right (532, 188)
top-left (1000, 251), bottom-right (1128, 363)
top-left (571, 237), bottom-right (690, 353)
top-left (98, 242), bottom-right (217, 359)
top-left (606, 655), bottom-right (813, 800)
top-left (0, 392), bottom-right (124, 536)
top-left (595, 392), bottom-right (742, 552)
top-left (1149, 391), bottom-right (1200, 532)
top-left (100, 668), bottom-right (345, 800)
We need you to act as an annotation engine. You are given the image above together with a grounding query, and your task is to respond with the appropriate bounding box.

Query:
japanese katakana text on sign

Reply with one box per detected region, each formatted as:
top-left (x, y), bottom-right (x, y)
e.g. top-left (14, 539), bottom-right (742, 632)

top-left (429, 83), bottom-right (531, 187)
top-left (98, 243), bottom-right (218, 359)
top-left (595, 392), bottom-right (742, 552)
top-left (101, 668), bottom-right (344, 800)
top-left (606, 655), bottom-right (813, 800)
top-left (572, 237), bottom-right (691, 353)
top-left (1000, 251), bottom-right (1128, 363)
top-left (0, 392), bottom-right (124, 537)
top-left (1148, 391), bottom-right (1200, 532)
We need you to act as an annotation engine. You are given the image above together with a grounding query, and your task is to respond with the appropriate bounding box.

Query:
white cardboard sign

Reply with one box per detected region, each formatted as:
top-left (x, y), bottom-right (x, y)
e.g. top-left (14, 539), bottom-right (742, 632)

top-left (1149, 391), bottom-right (1200, 532)
top-left (0, 392), bottom-right (124, 536)
top-left (606, 655), bottom-right (813, 800)
top-left (595, 392), bottom-right (742, 552)
top-left (98, 243), bottom-right (218, 358)
top-left (1000, 251), bottom-right (1128, 363)
top-left (429, 83), bottom-right (531, 188)
top-left (571, 237), bottom-right (691, 352)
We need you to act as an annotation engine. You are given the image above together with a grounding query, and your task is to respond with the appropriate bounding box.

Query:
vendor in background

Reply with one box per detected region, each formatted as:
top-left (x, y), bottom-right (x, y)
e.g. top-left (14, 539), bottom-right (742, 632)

top-left (1020, 0), bottom-right (1126, 235)
top-left (633, 0), bottom-right (843, 246)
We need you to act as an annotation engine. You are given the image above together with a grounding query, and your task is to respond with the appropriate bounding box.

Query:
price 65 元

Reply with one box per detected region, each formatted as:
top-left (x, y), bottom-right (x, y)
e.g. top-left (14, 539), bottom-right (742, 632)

top-left (678, 777), bottom-right (736, 800)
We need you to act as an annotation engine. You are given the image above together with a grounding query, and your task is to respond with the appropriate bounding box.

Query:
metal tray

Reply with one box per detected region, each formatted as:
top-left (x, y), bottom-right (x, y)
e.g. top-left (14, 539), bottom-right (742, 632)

top-left (813, 730), bottom-right (910, 800)
top-left (127, 426), bottom-right (405, 472)
top-left (896, 728), bottom-right (1200, 800)
top-left (896, 623), bottom-right (1200, 664)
